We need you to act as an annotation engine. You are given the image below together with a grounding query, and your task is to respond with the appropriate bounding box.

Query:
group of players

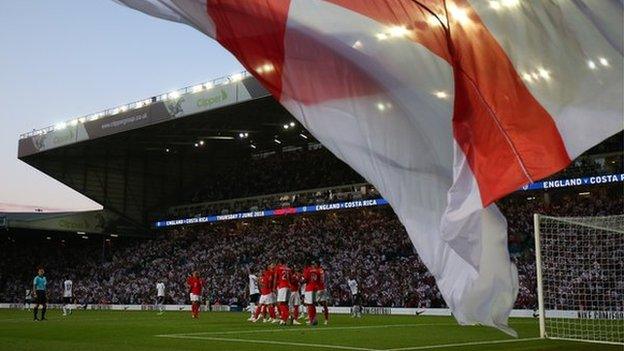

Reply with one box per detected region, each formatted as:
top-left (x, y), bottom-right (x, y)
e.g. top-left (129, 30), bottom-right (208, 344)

top-left (24, 264), bottom-right (364, 325)
top-left (247, 260), bottom-right (360, 326)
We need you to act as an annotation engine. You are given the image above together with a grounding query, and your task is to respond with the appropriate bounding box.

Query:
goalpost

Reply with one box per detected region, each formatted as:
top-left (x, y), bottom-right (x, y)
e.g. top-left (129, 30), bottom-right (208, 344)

top-left (533, 214), bottom-right (624, 345)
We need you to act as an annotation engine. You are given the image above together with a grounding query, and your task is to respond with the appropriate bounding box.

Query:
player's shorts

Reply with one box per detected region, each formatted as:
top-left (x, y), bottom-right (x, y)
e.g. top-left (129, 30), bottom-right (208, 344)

top-left (276, 287), bottom-right (290, 302)
top-left (288, 290), bottom-right (301, 306)
top-left (189, 293), bottom-right (201, 302)
top-left (63, 296), bottom-right (72, 304)
top-left (351, 293), bottom-right (362, 305)
top-left (249, 293), bottom-right (260, 304)
top-left (304, 291), bottom-right (317, 305)
top-left (157, 296), bottom-right (164, 304)
top-left (35, 290), bottom-right (47, 304)
top-left (316, 289), bottom-right (329, 303)
top-left (259, 293), bottom-right (275, 305)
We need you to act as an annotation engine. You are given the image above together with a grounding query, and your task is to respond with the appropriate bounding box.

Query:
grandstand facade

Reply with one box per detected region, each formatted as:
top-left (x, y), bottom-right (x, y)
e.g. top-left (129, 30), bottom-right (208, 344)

top-left (17, 73), bottom-right (315, 235)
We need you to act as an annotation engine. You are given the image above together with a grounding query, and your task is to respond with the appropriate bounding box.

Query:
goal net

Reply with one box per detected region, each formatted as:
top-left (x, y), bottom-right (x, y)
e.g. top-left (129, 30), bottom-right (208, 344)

top-left (534, 214), bottom-right (624, 345)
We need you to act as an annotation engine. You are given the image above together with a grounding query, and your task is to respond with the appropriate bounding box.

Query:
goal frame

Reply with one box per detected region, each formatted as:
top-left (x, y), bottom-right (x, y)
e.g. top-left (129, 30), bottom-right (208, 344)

top-left (533, 213), bottom-right (624, 346)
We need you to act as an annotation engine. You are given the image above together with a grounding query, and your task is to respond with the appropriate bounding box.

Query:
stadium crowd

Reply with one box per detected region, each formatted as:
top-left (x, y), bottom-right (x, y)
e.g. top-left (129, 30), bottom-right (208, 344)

top-left (1, 185), bottom-right (621, 310)
top-left (165, 143), bottom-right (620, 219)
top-left (168, 183), bottom-right (380, 219)
top-left (186, 147), bottom-right (364, 204)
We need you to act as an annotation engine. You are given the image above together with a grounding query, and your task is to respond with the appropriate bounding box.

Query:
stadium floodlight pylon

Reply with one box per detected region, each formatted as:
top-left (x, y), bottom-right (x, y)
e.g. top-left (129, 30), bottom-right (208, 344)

top-left (533, 213), bottom-right (624, 345)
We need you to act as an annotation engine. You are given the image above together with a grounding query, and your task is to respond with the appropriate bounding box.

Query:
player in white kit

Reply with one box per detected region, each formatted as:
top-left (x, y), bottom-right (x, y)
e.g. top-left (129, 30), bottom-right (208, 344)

top-left (62, 279), bottom-right (73, 316)
top-left (24, 289), bottom-right (32, 311)
top-left (347, 275), bottom-right (362, 318)
top-left (156, 281), bottom-right (165, 314)
top-left (299, 282), bottom-right (307, 319)
top-left (247, 272), bottom-right (260, 321)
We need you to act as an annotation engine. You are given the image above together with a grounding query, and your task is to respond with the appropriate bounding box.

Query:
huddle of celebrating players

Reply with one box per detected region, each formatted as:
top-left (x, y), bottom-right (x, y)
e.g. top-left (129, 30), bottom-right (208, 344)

top-left (247, 260), bottom-right (331, 326)
top-left (24, 265), bottom-right (362, 323)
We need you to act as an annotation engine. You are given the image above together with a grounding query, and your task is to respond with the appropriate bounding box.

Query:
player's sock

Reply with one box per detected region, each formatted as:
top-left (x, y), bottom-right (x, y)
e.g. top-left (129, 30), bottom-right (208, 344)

top-left (279, 303), bottom-right (289, 321)
top-left (249, 303), bottom-right (255, 317)
top-left (41, 305), bottom-right (47, 319)
top-left (254, 305), bottom-right (262, 319)
top-left (323, 305), bottom-right (329, 321)
top-left (33, 305), bottom-right (38, 320)
top-left (293, 305), bottom-right (299, 320)
top-left (261, 304), bottom-right (267, 318)
top-left (268, 305), bottom-right (276, 319)
top-left (306, 305), bottom-right (316, 323)
top-left (300, 305), bottom-right (306, 317)
top-left (275, 304), bottom-right (281, 320)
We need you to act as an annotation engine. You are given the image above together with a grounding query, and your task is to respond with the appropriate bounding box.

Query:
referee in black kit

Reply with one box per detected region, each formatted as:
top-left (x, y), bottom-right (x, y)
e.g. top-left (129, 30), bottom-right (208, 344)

top-left (33, 267), bottom-right (48, 321)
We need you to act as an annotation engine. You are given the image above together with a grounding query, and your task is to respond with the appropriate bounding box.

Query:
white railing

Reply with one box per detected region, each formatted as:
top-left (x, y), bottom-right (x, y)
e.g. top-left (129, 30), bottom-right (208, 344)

top-left (19, 70), bottom-right (251, 140)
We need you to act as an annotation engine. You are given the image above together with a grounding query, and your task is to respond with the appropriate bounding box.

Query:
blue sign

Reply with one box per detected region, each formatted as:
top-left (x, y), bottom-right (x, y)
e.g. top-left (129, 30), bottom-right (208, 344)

top-left (520, 173), bottom-right (623, 191)
top-left (155, 198), bottom-right (389, 228)
top-left (155, 173), bottom-right (623, 228)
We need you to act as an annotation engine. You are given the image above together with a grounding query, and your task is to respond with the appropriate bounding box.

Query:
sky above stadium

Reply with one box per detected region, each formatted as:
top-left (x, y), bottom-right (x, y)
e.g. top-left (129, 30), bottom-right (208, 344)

top-left (0, 1), bottom-right (242, 211)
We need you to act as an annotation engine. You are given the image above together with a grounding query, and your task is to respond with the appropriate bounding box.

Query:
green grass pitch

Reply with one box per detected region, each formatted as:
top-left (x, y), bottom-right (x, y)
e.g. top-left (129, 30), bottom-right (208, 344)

top-left (0, 309), bottom-right (619, 351)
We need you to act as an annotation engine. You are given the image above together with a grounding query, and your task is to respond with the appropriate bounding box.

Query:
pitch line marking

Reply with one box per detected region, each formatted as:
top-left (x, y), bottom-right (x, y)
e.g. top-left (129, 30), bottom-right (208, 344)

top-left (155, 324), bottom-right (542, 351)
top-left (156, 334), bottom-right (378, 351)
top-left (155, 320), bottom-right (536, 338)
top-left (383, 337), bottom-right (542, 351)
top-left (155, 323), bottom-right (454, 337)
top-left (155, 334), bottom-right (542, 351)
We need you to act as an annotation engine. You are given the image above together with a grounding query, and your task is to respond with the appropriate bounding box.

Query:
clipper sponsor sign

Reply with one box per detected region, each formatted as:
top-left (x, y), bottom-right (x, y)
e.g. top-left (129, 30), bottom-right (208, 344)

top-left (4, 210), bottom-right (118, 234)
top-left (165, 84), bottom-right (246, 118)
top-left (18, 77), bottom-right (270, 158)
top-left (18, 124), bottom-right (89, 156)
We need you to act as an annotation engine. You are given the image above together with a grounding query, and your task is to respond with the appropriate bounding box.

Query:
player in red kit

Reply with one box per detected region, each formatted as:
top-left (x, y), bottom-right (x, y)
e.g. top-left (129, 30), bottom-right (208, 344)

top-left (303, 261), bottom-right (319, 325)
top-left (186, 271), bottom-right (204, 319)
top-left (273, 259), bottom-right (292, 325)
top-left (289, 267), bottom-right (303, 325)
top-left (316, 263), bottom-right (330, 325)
top-left (252, 264), bottom-right (277, 323)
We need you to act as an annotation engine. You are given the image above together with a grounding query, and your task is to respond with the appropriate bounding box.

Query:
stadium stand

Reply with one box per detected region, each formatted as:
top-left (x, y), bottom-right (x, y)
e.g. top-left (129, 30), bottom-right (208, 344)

top-left (1, 158), bottom-right (621, 310)
top-left (8, 71), bottom-right (623, 316)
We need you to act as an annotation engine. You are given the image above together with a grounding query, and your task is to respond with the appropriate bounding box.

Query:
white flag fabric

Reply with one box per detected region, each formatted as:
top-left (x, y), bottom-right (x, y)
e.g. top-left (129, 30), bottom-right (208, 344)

top-left (114, 0), bottom-right (623, 334)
